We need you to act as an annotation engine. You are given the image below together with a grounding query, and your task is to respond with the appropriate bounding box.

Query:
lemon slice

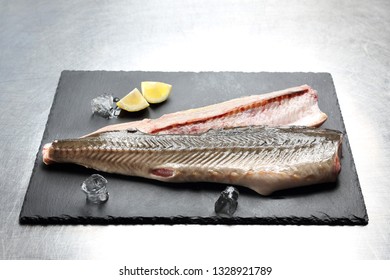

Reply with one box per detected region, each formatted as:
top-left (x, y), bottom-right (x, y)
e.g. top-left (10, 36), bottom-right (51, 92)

top-left (116, 88), bottom-right (149, 112)
top-left (141, 81), bottom-right (172, 104)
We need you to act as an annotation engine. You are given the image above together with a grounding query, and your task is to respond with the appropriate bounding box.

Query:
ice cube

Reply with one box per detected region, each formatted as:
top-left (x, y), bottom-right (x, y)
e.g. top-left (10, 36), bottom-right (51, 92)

top-left (214, 186), bottom-right (239, 217)
top-left (91, 94), bottom-right (115, 118)
top-left (81, 174), bottom-right (109, 204)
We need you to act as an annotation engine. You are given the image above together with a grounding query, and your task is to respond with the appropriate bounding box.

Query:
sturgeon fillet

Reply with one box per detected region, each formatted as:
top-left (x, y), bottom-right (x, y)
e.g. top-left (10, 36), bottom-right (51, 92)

top-left (85, 85), bottom-right (327, 137)
top-left (43, 126), bottom-right (342, 195)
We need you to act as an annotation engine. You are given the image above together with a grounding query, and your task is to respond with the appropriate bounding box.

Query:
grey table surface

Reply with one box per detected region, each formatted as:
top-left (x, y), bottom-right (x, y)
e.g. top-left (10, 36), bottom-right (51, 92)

top-left (0, 0), bottom-right (389, 260)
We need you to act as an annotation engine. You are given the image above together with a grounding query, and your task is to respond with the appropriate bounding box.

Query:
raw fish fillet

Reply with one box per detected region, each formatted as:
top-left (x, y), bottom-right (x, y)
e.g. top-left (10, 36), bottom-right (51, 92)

top-left (43, 126), bottom-right (342, 195)
top-left (85, 85), bottom-right (327, 137)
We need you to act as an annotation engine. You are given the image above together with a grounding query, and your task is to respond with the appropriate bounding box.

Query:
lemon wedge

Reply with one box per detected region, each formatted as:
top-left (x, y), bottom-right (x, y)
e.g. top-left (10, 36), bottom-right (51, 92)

top-left (116, 88), bottom-right (149, 112)
top-left (141, 81), bottom-right (172, 104)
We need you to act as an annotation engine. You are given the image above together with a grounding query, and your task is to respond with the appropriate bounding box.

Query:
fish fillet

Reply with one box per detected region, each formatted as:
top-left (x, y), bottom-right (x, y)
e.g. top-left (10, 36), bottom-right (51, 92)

top-left (84, 85), bottom-right (327, 137)
top-left (43, 126), bottom-right (342, 195)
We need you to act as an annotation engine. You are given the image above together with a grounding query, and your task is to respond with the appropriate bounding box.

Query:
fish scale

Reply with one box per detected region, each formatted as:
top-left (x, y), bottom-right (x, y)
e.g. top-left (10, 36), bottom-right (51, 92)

top-left (43, 126), bottom-right (343, 195)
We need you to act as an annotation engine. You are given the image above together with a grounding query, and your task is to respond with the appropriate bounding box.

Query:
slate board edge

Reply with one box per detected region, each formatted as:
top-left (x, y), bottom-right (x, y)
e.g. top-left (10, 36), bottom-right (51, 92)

top-left (325, 75), bottom-right (369, 224)
top-left (19, 214), bottom-right (368, 226)
top-left (60, 69), bottom-right (333, 73)
top-left (19, 71), bottom-right (67, 223)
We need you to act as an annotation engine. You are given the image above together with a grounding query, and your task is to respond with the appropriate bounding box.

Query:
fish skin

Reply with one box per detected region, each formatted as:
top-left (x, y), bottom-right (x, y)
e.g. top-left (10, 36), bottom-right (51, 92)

top-left (43, 126), bottom-right (342, 195)
top-left (84, 85), bottom-right (327, 137)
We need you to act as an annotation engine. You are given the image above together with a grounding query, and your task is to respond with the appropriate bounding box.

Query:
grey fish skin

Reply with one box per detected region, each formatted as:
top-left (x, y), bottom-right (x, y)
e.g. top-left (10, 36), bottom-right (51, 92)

top-left (43, 126), bottom-right (343, 196)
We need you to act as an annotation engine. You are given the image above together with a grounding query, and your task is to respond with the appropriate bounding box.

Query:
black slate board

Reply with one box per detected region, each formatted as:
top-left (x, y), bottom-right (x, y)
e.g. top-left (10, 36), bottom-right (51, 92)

top-left (20, 71), bottom-right (368, 225)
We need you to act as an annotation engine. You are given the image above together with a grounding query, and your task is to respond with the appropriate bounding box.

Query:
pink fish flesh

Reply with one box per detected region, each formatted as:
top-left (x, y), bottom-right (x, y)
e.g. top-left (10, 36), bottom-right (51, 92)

top-left (84, 85), bottom-right (327, 137)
